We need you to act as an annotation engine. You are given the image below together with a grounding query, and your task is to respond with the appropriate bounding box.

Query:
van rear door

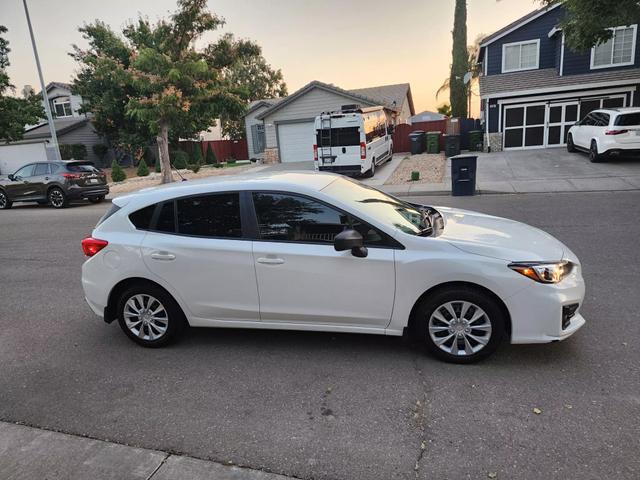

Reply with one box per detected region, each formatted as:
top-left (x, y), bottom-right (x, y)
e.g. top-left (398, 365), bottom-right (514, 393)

top-left (316, 120), bottom-right (362, 168)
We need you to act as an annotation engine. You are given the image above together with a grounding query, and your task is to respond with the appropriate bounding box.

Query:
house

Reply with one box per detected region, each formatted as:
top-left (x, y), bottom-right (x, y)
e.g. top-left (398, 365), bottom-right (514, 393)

top-left (410, 111), bottom-right (447, 123)
top-left (245, 81), bottom-right (414, 163)
top-left (44, 82), bottom-right (84, 119)
top-left (477, 4), bottom-right (640, 151)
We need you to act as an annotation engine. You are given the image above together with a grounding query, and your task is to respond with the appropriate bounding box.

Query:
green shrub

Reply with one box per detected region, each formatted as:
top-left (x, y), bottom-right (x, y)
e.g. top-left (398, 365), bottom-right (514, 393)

top-left (71, 144), bottom-right (87, 160)
top-left (189, 161), bottom-right (201, 173)
top-left (213, 162), bottom-right (223, 169)
top-left (205, 143), bottom-right (217, 164)
top-left (111, 160), bottom-right (126, 182)
top-left (92, 144), bottom-right (109, 163)
top-left (59, 144), bottom-right (73, 160)
top-left (410, 171), bottom-right (420, 181)
top-left (192, 144), bottom-right (203, 165)
top-left (137, 159), bottom-right (150, 177)
top-left (226, 157), bottom-right (236, 164)
top-left (171, 150), bottom-right (188, 169)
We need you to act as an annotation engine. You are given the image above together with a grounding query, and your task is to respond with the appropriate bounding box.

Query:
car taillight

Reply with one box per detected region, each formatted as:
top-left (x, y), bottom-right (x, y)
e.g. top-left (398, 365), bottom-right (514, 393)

top-left (313, 144), bottom-right (318, 161)
top-left (63, 173), bottom-right (81, 179)
top-left (360, 142), bottom-right (366, 160)
top-left (605, 129), bottom-right (628, 135)
top-left (82, 236), bottom-right (108, 257)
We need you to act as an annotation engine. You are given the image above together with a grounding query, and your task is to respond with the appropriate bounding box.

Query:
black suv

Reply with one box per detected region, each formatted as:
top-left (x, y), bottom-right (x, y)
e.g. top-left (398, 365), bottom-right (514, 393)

top-left (0, 161), bottom-right (109, 209)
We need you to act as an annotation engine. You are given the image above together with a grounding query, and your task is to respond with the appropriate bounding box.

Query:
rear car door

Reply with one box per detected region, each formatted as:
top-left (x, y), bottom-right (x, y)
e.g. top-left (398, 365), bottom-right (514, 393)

top-left (612, 112), bottom-right (640, 146)
top-left (250, 191), bottom-right (396, 328)
top-left (139, 192), bottom-right (260, 323)
top-left (30, 163), bottom-right (50, 198)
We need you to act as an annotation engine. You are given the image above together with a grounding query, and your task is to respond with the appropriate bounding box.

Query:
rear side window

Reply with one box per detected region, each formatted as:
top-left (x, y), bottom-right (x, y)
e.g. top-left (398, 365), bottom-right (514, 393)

top-left (156, 201), bottom-right (176, 233)
top-left (615, 113), bottom-right (640, 126)
top-left (34, 163), bottom-right (50, 176)
top-left (129, 205), bottom-right (156, 230)
top-left (316, 127), bottom-right (361, 147)
top-left (176, 193), bottom-right (242, 238)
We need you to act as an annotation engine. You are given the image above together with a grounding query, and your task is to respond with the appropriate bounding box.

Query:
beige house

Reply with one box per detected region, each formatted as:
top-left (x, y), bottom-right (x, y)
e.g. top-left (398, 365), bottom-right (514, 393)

top-left (245, 80), bottom-right (414, 163)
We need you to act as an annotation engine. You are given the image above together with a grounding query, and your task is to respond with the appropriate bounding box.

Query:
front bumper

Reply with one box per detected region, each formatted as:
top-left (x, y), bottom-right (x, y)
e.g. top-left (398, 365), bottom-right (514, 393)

top-left (505, 266), bottom-right (586, 344)
top-left (66, 184), bottom-right (110, 200)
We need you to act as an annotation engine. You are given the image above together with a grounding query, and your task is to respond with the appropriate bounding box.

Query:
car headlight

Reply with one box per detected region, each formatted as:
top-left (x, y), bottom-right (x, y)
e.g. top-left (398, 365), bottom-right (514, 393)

top-left (508, 260), bottom-right (573, 284)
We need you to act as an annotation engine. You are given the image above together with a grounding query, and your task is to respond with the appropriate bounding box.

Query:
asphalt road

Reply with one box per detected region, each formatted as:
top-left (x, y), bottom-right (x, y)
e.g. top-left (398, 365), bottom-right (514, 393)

top-left (1, 192), bottom-right (639, 480)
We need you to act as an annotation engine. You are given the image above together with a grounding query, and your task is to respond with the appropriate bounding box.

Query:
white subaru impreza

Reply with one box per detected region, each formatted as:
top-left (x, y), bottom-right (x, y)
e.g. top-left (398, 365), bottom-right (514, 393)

top-left (81, 172), bottom-right (585, 363)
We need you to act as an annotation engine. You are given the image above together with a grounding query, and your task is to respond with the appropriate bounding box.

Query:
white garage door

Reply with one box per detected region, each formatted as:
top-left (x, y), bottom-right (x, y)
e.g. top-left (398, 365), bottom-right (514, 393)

top-left (278, 122), bottom-right (315, 163)
top-left (0, 142), bottom-right (48, 174)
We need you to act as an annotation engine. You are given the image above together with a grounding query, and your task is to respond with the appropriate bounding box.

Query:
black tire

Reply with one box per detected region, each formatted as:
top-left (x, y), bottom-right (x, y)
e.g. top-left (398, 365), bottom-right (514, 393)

top-left (116, 283), bottom-right (186, 347)
top-left (364, 159), bottom-right (376, 178)
top-left (88, 196), bottom-right (105, 204)
top-left (589, 140), bottom-right (603, 163)
top-left (0, 190), bottom-right (12, 210)
top-left (48, 187), bottom-right (68, 208)
top-left (567, 134), bottom-right (576, 153)
top-left (413, 286), bottom-right (505, 364)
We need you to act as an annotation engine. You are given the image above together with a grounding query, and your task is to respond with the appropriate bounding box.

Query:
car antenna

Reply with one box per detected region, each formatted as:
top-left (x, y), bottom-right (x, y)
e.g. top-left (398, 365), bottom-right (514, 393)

top-left (170, 162), bottom-right (187, 182)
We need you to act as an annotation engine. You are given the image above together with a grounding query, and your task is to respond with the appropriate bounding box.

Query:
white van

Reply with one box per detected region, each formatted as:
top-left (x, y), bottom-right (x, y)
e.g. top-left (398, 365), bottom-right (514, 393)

top-left (313, 106), bottom-right (393, 177)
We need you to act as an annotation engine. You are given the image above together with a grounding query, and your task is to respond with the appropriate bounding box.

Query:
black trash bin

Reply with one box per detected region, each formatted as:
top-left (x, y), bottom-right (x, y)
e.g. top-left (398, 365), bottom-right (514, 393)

top-left (409, 130), bottom-right (426, 155)
top-left (444, 134), bottom-right (461, 157)
top-left (451, 155), bottom-right (477, 196)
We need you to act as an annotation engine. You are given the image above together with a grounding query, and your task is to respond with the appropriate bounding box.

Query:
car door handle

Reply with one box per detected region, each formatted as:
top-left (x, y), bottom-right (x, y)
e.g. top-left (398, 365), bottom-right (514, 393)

top-left (150, 252), bottom-right (176, 261)
top-left (257, 257), bottom-right (285, 265)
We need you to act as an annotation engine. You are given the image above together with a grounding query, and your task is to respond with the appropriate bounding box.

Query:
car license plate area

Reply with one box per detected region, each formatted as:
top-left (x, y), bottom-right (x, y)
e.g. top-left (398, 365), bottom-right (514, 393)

top-left (89, 178), bottom-right (99, 184)
top-left (322, 157), bottom-right (334, 164)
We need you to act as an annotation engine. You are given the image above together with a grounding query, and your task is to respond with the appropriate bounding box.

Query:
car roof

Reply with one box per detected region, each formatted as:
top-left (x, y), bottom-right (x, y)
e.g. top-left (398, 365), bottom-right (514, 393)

top-left (114, 171), bottom-right (340, 207)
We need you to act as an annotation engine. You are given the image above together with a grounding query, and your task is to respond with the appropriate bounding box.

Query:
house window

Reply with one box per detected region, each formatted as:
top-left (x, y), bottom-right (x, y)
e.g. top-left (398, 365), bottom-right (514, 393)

top-left (591, 25), bottom-right (637, 69)
top-left (502, 40), bottom-right (540, 73)
top-left (52, 97), bottom-right (73, 117)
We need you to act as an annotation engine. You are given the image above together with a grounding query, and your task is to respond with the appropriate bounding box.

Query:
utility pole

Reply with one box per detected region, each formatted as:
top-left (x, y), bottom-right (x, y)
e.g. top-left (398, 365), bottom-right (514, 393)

top-left (22, 0), bottom-right (60, 161)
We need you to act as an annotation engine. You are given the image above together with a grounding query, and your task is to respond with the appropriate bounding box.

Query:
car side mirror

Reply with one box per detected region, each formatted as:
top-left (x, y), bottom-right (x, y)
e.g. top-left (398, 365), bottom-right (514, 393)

top-left (334, 229), bottom-right (368, 258)
top-left (388, 125), bottom-right (395, 134)
top-left (7, 174), bottom-right (14, 181)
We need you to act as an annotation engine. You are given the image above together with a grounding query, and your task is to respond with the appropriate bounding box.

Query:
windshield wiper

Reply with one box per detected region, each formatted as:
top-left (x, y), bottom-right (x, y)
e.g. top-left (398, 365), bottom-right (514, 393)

top-left (416, 226), bottom-right (434, 237)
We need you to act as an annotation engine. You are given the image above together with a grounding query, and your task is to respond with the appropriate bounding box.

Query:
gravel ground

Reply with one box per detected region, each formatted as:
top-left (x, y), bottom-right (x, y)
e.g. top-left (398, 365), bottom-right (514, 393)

top-left (385, 154), bottom-right (446, 185)
top-left (107, 163), bottom-right (259, 195)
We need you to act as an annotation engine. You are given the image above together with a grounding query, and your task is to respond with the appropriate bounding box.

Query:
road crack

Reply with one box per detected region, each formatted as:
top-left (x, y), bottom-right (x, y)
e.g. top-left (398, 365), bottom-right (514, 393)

top-left (411, 355), bottom-right (431, 479)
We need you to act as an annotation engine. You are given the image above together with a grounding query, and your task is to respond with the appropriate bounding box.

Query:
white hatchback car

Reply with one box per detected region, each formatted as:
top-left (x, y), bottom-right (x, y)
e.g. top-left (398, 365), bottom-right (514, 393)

top-left (82, 172), bottom-right (586, 363)
top-left (567, 107), bottom-right (640, 162)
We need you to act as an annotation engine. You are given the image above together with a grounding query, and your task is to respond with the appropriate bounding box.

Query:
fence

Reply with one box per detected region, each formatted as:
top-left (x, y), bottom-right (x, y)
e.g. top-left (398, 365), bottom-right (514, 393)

top-left (200, 139), bottom-right (248, 162)
top-left (391, 118), bottom-right (480, 153)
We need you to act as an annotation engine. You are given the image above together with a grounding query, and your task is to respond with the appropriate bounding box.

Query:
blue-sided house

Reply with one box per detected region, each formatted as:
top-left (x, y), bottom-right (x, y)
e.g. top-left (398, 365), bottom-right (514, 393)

top-left (478, 3), bottom-right (640, 151)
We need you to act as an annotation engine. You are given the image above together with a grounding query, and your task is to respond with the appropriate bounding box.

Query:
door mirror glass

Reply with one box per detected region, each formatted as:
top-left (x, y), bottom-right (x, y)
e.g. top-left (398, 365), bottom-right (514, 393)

top-left (334, 229), bottom-right (368, 257)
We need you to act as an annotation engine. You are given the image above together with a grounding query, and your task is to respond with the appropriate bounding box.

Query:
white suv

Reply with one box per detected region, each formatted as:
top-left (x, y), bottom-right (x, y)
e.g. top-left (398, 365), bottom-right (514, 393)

top-left (567, 107), bottom-right (640, 162)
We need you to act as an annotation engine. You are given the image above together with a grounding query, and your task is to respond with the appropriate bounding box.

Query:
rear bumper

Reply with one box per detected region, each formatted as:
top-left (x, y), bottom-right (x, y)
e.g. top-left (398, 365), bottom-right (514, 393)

top-left (66, 184), bottom-right (109, 199)
top-left (318, 165), bottom-right (363, 175)
top-left (602, 148), bottom-right (640, 158)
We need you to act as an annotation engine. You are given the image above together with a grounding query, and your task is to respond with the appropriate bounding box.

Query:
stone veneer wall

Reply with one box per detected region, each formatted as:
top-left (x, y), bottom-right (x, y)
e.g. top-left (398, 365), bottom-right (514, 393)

top-left (486, 133), bottom-right (503, 152)
top-left (263, 147), bottom-right (280, 164)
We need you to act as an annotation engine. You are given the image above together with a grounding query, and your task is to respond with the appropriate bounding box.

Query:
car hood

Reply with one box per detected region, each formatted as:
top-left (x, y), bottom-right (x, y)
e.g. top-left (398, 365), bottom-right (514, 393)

top-left (436, 206), bottom-right (565, 262)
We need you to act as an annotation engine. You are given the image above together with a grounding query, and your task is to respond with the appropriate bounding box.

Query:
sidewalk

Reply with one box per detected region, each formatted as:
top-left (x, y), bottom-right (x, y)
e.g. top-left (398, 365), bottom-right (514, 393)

top-left (0, 421), bottom-right (292, 480)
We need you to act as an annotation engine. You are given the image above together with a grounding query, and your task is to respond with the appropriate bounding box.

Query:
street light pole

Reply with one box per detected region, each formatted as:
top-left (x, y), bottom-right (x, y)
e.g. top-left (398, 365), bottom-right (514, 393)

top-left (22, 0), bottom-right (60, 161)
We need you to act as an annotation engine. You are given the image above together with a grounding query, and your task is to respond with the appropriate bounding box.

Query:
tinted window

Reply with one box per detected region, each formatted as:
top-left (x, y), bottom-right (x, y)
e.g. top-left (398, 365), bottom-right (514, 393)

top-left (505, 107), bottom-right (524, 127)
top-left (615, 113), bottom-right (640, 126)
top-left (176, 193), bottom-right (242, 238)
top-left (14, 164), bottom-right (34, 178)
top-left (156, 201), bottom-right (176, 233)
top-left (526, 106), bottom-right (545, 125)
top-left (253, 193), bottom-right (349, 243)
top-left (33, 163), bottom-right (49, 176)
top-left (316, 127), bottom-right (361, 147)
top-left (603, 97), bottom-right (624, 108)
top-left (580, 100), bottom-right (600, 119)
top-left (67, 162), bottom-right (99, 173)
top-left (129, 204), bottom-right (156, 230)
top-left (50, 164), bottom-right (61, 173)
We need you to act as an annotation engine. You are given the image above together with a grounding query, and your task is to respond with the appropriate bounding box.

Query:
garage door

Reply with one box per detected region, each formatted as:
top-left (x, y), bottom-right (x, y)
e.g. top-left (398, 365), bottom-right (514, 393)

top-left (0, 142), bottom-right (48, 174)
top-left (503, 104), bottom-right (546, 149)
top-left (278, 122), bottom-right (315, 163)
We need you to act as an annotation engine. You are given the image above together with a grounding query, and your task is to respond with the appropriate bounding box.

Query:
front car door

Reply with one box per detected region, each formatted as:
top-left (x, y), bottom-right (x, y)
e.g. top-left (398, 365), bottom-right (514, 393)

top-left (250, 191), bottom-right (396, 329)
top-left (139, 192), bottom-right (260, 324)
top-left (8, 164), bottom-right (36, 200)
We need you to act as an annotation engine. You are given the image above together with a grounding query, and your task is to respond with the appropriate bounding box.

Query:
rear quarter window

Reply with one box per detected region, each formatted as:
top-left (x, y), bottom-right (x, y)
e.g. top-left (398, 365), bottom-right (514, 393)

top-left (128, 204), bottom-right (156, 230)
top-left (615, 113), bottom-right (640, 126)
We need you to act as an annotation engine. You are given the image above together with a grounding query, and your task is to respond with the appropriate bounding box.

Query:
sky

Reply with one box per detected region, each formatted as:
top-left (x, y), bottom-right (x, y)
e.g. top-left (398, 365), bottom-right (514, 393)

top-left (0, 0), bottom-right (542, 116)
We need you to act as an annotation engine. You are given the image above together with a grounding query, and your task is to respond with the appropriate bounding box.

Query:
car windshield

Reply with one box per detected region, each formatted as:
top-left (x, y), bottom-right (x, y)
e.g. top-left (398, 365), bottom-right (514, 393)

top-left (323, 177), bottom-right (430, 236)
top-left (67, 162), bottom-right (100, 173)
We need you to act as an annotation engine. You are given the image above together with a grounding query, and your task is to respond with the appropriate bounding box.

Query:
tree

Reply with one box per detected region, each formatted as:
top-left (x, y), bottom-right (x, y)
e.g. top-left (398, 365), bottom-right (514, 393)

top-left (543, 0), bottom-right (640, 51)
top-left (0, 26), bottom-right (44, 142)
top-left (110, 160), bottom-right (126, 182)
top-left (137, 159), bottom-right (150, 176)
top-left (220, 55), bottom-right (287, 138)
top-left (72, 0), bottom-right (266, 183)
top-left (449, 0), bottom-right (468, 118)
top-left (437, 104), bottom-right (452, 116)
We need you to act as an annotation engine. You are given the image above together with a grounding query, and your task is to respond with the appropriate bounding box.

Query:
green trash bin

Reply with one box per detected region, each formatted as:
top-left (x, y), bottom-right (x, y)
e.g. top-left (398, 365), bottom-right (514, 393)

top-left (468, 130), bottom-right (483, 152)
top-left (426, 131), bottom-right (440, 154)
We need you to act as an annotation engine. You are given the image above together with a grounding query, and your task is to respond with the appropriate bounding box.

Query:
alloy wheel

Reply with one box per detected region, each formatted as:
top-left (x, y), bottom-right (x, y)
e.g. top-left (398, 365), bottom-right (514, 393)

top-left (49, 189), bottom-right (65, 208)
top-left (123, 294), bottom-right (169, 341)
top-left (0, 191), bottom-right (6, 208)
top-left (428, 301), bottom-right (492, 356)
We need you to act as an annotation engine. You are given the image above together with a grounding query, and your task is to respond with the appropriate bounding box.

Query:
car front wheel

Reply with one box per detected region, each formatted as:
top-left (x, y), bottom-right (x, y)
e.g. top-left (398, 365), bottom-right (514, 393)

top-left (414, 286), bottom-right (505, 363)
top-left (48, 187), bottom-right (68, 208)
top-left (117, 284), bottom-right (186, 347)
top-left (567, 134), bottom-right (576, 153)
top-left (0, 190), bottom-right (12, 210)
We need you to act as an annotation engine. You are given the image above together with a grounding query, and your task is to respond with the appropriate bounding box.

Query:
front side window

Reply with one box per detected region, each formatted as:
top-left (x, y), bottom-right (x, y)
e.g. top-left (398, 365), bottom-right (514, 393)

top-left (176, 193), bottom-right (242, 238)
top-left (253, 193), bottom-right (349, 243)
top-left (591, 25), bottom-right (636, 69)
top-left (14, 164), bottom-right (34, 178)
top-left (502, 40), bottom-right (539, 73)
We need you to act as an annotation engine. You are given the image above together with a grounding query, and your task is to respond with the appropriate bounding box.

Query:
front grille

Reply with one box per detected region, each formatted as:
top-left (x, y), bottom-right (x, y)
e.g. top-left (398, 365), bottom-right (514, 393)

top-left (562, 303), bottom-right (579, 330)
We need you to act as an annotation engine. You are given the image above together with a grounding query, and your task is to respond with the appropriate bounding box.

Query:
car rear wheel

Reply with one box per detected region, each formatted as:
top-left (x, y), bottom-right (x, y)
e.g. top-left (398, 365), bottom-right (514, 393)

top-left (589, 140), bottom-right (603, 163)
top-left (48, 187), bottom-right (68, 208)
top-left (364, 159), bottom-right (376, 178)
top-left (414, 286), bottom-right (505, 363)
top-left (567, 134), bottom-right (576, 153)
top-left (88, 196), bottom-right (105, 204)
top-left (117, 284), bottom-right (186, 347)
top-left (0, 190), bottom-right (12, 210)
